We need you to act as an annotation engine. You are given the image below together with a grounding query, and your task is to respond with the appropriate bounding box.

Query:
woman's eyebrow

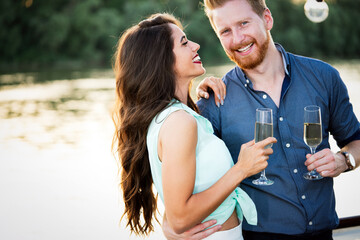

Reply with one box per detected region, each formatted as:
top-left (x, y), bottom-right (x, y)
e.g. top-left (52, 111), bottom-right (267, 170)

top-left (180, 35), bottom-right (186, 43)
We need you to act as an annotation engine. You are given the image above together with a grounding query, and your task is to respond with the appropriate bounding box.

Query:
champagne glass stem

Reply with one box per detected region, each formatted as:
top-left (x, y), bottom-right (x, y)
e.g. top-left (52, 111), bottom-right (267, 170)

top-left (260, 170), bottom-right (267, 179)
top-left (310, 146), bottom-right (316, 155)
top-left (309, 146), bottom-right (318, 175)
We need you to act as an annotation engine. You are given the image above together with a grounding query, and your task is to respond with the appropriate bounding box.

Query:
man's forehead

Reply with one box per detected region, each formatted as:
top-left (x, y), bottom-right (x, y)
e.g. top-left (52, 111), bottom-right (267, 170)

top-left (212, 6), bottom-right (252, 31)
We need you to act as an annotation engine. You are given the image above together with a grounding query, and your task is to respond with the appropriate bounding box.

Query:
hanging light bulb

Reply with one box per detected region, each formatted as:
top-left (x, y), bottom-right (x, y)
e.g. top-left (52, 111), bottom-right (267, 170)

top-left (304, 0), bottom-right (329, 23)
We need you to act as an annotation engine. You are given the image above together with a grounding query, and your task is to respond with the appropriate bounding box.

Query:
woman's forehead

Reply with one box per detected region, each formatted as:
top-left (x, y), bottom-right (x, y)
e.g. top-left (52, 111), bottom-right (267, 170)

top-left (169, 23), bottom-right (185, 38)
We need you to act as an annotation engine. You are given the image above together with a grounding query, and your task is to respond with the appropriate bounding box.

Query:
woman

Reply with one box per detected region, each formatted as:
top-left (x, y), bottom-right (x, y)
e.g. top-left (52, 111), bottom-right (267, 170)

top-left (112, 13), bottom-right (276, 239)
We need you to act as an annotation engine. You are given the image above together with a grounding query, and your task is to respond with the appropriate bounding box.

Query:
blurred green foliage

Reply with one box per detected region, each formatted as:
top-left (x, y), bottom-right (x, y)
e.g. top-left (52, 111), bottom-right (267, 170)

top-left (0, 0), bottom-right (359, 71)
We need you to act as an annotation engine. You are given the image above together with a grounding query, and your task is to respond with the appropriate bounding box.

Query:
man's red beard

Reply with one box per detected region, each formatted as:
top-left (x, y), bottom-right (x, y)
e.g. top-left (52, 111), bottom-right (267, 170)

top-left (226, 31), bottom-right (271, 70)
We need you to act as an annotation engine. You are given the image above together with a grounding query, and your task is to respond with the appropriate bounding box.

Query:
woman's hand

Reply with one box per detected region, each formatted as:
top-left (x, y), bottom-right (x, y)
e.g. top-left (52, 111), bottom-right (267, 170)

top-left (162, 214), bottom-right (221, 240)
top-left (236, 137), bottom-right (277, 179)
top-left (196, 77), bottom-right (226, 107)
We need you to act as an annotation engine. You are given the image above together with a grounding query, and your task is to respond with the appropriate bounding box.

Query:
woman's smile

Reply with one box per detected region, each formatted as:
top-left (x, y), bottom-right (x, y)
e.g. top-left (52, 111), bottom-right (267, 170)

top-left (192, 54), bottom-right (202, 64)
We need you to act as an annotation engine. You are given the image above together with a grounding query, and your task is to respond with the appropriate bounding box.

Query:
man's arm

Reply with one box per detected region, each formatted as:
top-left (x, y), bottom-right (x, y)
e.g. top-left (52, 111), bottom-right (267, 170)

top-left (162, 213), bottom-right (221, 240)
top-left (305, 65), bottom-right (360, 177)
top-left (339, 139), bottom-right (360, 169)
top-left (305, 140), bottom-right (360, 177)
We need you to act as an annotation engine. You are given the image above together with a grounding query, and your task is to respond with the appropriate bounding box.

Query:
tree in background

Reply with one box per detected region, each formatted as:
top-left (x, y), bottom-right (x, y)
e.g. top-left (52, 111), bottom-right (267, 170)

top-left (0, 0), bottom-right (123, 69)
top-left (0, 0), bottom-right (359, 71)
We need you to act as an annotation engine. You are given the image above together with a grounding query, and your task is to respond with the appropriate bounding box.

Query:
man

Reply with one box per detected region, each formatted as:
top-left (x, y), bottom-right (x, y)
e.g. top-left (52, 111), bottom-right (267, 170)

top-left (162, 0), bottom-right (360, 239)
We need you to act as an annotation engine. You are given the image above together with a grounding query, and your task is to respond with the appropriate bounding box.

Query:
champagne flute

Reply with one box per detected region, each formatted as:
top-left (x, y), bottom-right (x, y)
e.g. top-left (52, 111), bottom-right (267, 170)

top-left (252, 108), bottom-right (274, 186)
top-left (303, 105), bottom-right (323, 180)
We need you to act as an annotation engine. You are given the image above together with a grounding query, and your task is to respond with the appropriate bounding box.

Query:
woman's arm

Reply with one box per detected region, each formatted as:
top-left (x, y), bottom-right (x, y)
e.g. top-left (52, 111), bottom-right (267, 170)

top-left (159, 110), bottom-right (276, 234)
top-left (196, 77), bottom-right (226, 107)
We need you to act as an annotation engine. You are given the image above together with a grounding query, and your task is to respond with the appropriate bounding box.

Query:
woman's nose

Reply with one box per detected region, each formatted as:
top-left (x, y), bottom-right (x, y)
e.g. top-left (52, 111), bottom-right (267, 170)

top-left (191, 41), bottom-right (200, 51)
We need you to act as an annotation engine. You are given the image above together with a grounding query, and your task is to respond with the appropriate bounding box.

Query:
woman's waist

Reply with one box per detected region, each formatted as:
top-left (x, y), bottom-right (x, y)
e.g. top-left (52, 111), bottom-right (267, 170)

top-left (202, 194), bottom-right (238, 226)
top-left (220, 210), bottom-right (240, 231)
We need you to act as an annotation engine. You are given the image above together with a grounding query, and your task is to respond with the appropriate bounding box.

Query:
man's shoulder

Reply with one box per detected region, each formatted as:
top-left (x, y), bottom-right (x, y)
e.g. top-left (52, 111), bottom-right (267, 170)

top-left (287, 52), bottom-right (342, 89)
top-left (223, 65), bottom-right (241, 85)
top-left (197, 95), bottom-right (215, 115)
top-left (197, 65), bottom-right (238, 110)
top-left (288, 52), bottom-right (336, 72)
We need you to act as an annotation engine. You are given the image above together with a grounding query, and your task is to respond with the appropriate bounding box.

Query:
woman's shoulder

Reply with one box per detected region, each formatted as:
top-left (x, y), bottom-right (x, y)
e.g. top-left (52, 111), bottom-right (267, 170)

top-left (156, 101), bottom-right (195, 120)
top-left (158, 108), bottom-right (198, 161)
top-left (161, 109), bottom-right (197, 136)
top-left (148, 101), bottom-right (197, 137)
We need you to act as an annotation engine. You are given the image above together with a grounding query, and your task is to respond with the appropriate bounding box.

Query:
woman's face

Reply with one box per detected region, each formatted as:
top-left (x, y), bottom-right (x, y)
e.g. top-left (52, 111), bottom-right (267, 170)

top-left (170, 24), bottom-right (205, 83)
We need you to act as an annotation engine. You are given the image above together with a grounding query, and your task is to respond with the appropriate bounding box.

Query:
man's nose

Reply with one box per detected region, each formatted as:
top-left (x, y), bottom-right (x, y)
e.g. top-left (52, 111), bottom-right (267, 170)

top-left (232, 28), bottom-right (245, 46)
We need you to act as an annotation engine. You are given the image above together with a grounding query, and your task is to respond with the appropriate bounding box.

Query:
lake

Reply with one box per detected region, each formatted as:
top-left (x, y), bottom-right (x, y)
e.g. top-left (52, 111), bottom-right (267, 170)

top-left (0, 61), bottom-right (359, 239)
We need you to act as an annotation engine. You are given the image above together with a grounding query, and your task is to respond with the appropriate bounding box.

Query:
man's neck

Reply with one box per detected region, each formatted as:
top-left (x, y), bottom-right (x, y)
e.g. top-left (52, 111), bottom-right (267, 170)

top-left (243, 43), bottom-right (285, 88)
top-left (243, 42), bottom-right (285, 107)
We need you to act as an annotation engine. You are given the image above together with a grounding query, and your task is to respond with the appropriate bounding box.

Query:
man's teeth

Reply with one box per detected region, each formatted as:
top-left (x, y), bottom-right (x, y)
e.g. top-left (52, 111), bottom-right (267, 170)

top-left (237, 43), bottom-right (253, 52)
top-left (192, 56), bottom-right (201, 62)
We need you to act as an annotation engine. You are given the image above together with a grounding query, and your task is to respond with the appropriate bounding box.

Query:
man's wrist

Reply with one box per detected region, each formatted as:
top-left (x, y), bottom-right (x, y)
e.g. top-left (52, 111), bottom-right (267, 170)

top-left (337, 151), bottom-right (356, 172)
top-left (337, 152), bottom-right (349, 172)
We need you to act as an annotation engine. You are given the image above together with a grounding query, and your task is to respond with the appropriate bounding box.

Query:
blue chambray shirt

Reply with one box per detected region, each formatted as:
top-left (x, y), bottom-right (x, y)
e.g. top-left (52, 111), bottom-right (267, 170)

top-left (197, 44), bottom-right (360, 235)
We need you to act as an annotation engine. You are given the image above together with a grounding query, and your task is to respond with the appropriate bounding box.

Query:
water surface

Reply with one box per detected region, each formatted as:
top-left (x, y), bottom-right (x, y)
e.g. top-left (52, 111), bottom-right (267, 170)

top-left (0, 62), bottom-right (359, 239)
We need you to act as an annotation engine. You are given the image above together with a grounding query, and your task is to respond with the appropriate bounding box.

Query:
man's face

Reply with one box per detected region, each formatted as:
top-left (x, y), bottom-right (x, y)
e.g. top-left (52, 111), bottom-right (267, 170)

top-left (211, 0), bottom-right (272, 70)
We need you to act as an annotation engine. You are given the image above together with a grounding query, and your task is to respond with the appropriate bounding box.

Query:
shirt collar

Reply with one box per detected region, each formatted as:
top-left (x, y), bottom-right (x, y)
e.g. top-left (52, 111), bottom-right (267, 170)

top-left (236, 43), bottom-right (290, 81)
top-left (275, 43), bottom-right (290, 75)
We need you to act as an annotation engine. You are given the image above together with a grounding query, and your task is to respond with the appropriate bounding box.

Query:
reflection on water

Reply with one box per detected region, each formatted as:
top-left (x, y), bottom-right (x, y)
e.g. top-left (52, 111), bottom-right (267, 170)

top-left (0, 78), bottom-right (114, 149)
top-left (0, 68), bottom-right (114, 86)
top-left (0, 72), bottom-right (127, 239)
top-left (0, 62), bottom-right (359, 239)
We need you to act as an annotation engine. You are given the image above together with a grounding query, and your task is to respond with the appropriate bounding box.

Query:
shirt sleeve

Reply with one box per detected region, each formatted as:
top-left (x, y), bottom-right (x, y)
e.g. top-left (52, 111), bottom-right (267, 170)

top-left (328, 67), bottom-right (360, 148)
top-left (197, 94), bottom-right (221, 138)
top-left (338, 129), bottom-right (360, 149)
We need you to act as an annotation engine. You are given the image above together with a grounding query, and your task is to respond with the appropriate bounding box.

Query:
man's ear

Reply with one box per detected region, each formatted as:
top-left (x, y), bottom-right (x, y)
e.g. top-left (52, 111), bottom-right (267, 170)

top-left (263, 8), bottom-right (273, 31)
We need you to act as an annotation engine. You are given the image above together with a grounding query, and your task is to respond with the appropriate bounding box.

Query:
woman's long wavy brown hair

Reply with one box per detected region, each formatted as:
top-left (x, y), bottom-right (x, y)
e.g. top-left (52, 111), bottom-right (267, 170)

top-left (112, 13), bottom-right (198, 236)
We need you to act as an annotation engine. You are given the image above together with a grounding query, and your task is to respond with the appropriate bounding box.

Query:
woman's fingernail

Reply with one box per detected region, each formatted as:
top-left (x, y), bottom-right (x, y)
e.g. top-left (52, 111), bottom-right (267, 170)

top-left (221, 99), bottom-right (224, 105)
top-left (218, 94), bottom-right (221, 100)
top-left (217, 102), bottom-right (220, 108)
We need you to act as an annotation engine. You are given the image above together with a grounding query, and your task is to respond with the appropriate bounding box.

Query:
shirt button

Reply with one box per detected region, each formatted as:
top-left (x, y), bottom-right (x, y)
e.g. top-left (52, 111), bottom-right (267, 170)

top-left (279, 117), bottom-right (283, 121)
top-left (286, 143), bottom-right (291, 148)
top-left (302, 195), bottom-right (306, 200)
top-left (246, 79), bottom-right (250, 83)
top-left (244, 84), bottom-right (247, 87)
top-left (309, 221), bottom-right (313, 226)
top-left (262, 94), bottom-right (267, 99)
top-left (293, 169), bottom-right (298, 174)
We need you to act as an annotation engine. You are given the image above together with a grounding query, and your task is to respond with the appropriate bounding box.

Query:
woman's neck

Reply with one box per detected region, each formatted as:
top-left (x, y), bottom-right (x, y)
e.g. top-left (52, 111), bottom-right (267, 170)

top-left (175, 80), bottom-right (190, 105)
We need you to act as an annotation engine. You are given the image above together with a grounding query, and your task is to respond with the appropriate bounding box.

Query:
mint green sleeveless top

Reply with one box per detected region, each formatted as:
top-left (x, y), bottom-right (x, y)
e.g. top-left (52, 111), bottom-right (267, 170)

top-left (146, 100), bottom-right (257, 226)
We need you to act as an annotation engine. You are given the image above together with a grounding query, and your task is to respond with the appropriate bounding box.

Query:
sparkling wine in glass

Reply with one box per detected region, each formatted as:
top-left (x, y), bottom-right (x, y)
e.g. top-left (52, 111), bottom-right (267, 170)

top-left (252, 108), bottom-right (274, 186)
top-left (303, 105), bottom-right (323, 180)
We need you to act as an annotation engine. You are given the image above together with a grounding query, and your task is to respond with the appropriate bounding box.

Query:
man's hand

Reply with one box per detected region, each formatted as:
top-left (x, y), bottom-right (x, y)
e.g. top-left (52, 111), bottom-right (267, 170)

top-left (196, 77), bottom-right (226, 107)
top-left (304, 148), bottom-right (347, 177)
top-left (162, 215), bottom-right (221, 240)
